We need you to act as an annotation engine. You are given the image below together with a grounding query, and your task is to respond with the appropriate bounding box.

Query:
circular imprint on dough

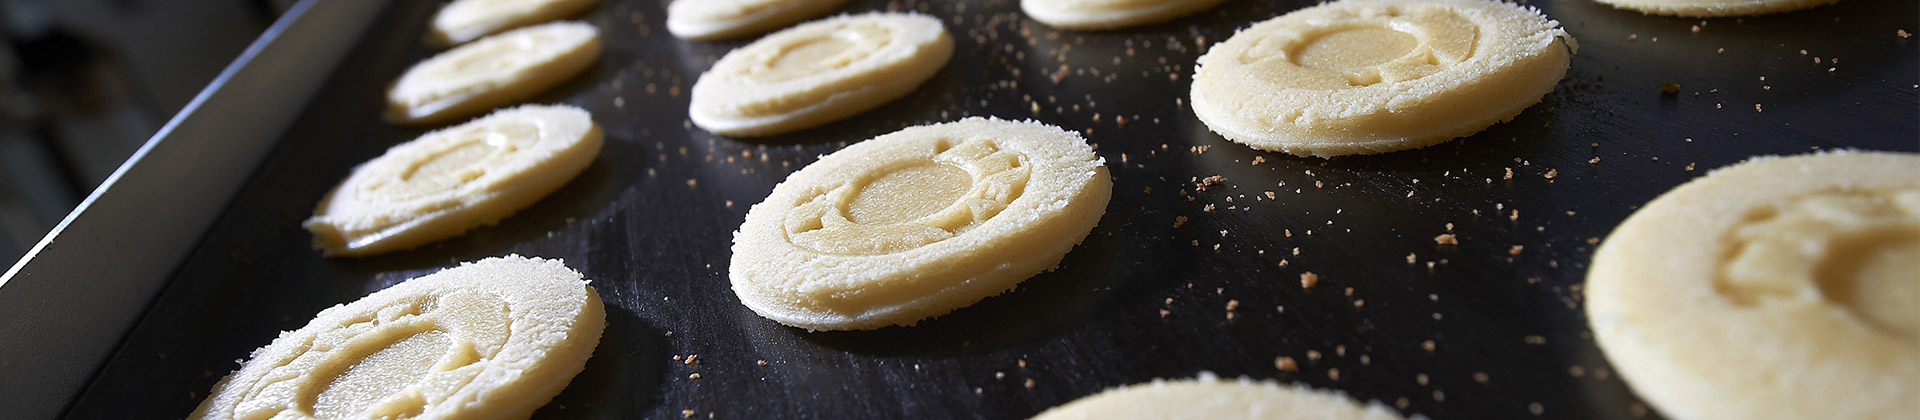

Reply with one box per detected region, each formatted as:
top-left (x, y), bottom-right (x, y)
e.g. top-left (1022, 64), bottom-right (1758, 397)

top-left (689, 12), bottom-right (953, 137)
top-left (1587, 151), bottom-right (1920, 420)
top-left (1190, 0), bottom-right (1574, 158)
top-left (386, 21), bottom-right (602, 125)
top-left (730, 117), bottom-right (1111, 331)
top-left (190, 255), bottom-right (605, 420)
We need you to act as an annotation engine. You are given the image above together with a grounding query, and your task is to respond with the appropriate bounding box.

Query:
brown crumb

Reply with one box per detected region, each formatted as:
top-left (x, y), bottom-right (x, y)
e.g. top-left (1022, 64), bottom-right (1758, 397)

top-left (1172, 216), bottom-right (1188, 228)
top-left (1352, 299), bottom-right (1365, 308)
top-left (1299, 272), bottom-right (1320, 288)
top-left (1660, 81), bottom-right (1680, 94)
top-left (1159, 308), bottom-right (1170, 318)
top-left (1252, 156), bottom-right (1266, 165)
top-left (1225, 299), bottom-right (1240, 311)
top-left (1509, 245), bottom-right (1524, 256)
top-left (1474, 372), bottom-right (1490, 383)
top-left (1543, 169), bottom-right (1558, 179)
top-left (1405, 253), bottom-right (1417, 264)
top-left (757, 360), bottom-right (768, 366)
top-left (1421, 340), bottom-right (1436, 351)
top-left (1434, 234), bottom-right (1458, 245)
top-left (1275, 356), bottom-right (1299, 372)
top-left (1025, 378), bottom-right (1036, 388)
top-left (1195, 175), bottom-right (1228, 191)
top-left (689, 373), bottom-right (702, 380)
top-left (1901, 29), bottom-right (1912, 39)
top-left (1690, 25), bottom-right (1701, 33)
top-left (684, 409), bottom-right (697, 418)
top-left (1504, 167), bottom-right (1514, 180)
top-left (1328, 368), bottom-right (1341, 381)
top-left (684, 354), bottom-right (699, 365)
top-left (1306, 350), bottom-right (1322, 361)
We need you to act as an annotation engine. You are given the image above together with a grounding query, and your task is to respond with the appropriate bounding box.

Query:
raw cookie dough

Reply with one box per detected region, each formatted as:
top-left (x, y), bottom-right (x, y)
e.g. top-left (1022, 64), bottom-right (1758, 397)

top-left (428, 0), bottom-right (597, 47)
top-left (1591, 0), bottom-right (1838, 17)
top-left (1021, 0), bottom-right (1230, 30)
top-left (1587, 151), bottom-right (1920, 420)
top-left (1031, 372), bottom-right (1409, 420)
top-left (190, 255), bottom-right (606, 420)
top-left (306, 105), bottom-right (602, 257)
top-left (667, 0), bottom-right (849, 41)
top-left (387, 21), bottom-right (601, 125)
top-left (1190, 0), bottom-right (1574, 158)
top-left (730, 117), bottom-right (1111, 330)
top-left (689, 12), bottom-right (953, 137)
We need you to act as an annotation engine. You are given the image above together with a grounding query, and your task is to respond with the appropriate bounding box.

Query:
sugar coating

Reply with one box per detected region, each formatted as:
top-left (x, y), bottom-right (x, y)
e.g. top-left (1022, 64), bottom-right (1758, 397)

top-left (306, 105), bottom-right (603, 257)
top-left (1021, 0), bottom-right (1230, 30)
top-left (689, 12), bottom-right (953, 137)
top-left (387, 21), bottom-right (601, 125)
top-left (730, 117), bottom-right (1112, 330)
top-left (668, 0), bottom-right (849, 41)
top-left (1190, 0), bottom-right (1574, 158)
top-left (1592, 0), bottom-right (1839, 17)
top-left (428, 0), bottom-right (597, 47)
top-left (1587, 151), bottom-right (1920, 420)
top-left (190, 255), bottom-right (606, 420)
top-left (1030, 372), bottom-right (1412, 420)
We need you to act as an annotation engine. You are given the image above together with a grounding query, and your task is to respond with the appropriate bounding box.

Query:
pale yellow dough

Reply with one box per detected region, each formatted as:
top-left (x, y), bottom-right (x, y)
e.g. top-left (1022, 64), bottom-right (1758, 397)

top-left (667, 0), bottom-right (849, 41)
top-left (428, 0), bottom-right (597, 47)
top-left (1587, 151), bottom-right (1920, 420)
top-left (730, 117), bottom-right (1111, 330)
top-left (190, 255), bottom-right (606, 420)
top-left (1190, 0), bottom-right (1574, 158)
top-left (306, 105), bottom-right (603, 257)
top-left (689, 12), bottom-right (953, 137)
top-left (387, 21), bottom-right (601, 125)
top-left (1021, 0), bottom-right (1230, 30)
top-left (1592, 0), bottom-right (1838, 17)
top-left (1031, 373), bottom-right (1409, 420)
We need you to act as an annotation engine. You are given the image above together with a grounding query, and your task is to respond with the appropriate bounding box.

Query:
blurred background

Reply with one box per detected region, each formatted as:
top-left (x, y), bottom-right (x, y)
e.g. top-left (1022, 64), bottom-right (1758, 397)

top-left (0, 0), bottom-right (293, 269)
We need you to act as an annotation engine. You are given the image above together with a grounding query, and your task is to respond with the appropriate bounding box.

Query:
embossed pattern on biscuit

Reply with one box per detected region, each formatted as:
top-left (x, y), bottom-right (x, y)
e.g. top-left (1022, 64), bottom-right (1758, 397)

top-left (1586, 152), bottom-right (1920, 420)
top-left (1190, 0), bottom-right (1574, 158)
top-left (305, 105), bottom-right (603, 257)
top-left (782, 138), bottom-right (1031, 255)
top-left (667, 0), bottom-right (849, 41)
top-left (729, 117), bottom-right (1110, 330)
top-left (1716, 186), bottom-right (1920, 342)
top-left (190, 255), bottom-right (605, 420)
top-left (387, 21), bottom-right (602, 125)
top-left (689, 12), bottom-right (953, 137)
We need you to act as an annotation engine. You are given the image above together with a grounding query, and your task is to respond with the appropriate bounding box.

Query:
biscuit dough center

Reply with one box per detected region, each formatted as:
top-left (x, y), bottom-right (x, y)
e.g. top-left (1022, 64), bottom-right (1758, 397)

top-left (1295, 27), bottom-right (1418, 73)
top-left (312, 330), bottom-right (449, 418)
top-left (848, 162), bottom-right (970, 225)
top-left (742, 22), bottom-right (892, 84)
top-left (782, 138), bottom-right (1030, 255)
top-left (1240, 7), bottom-right (1476, 89)
top-left (369, 122), bottom-right (539, 201)
top-left (1720, 187), bottom-right (1920, 342)
top-left (296, 291), bottom-right (514, 418)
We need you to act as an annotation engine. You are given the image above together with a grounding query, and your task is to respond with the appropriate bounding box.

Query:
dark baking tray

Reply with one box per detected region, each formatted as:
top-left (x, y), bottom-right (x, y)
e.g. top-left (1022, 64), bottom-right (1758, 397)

top-left (62, 0), bottom-right (1918, 418)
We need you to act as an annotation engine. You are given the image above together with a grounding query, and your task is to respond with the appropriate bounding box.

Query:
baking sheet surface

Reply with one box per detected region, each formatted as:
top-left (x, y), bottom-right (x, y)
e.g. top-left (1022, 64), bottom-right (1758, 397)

top-left (67, 0), bottom-right (1917, 418)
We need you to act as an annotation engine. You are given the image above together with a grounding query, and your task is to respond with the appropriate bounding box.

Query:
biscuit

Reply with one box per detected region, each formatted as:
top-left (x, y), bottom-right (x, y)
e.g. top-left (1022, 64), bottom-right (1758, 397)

top-left (190, 255), bottom-right (605, 420)
top-left (667, 0), bottom-right (849, 41)
top-left (730, 117), bottom-right (1111, 330)
top-left (689, 12), bottom-right (952, 137)
top-left (1021, 0), bottom-right (1230, 30)
top-left (1190, 0), bottom-right (1574, 158)
top-left (427, 0), bottom-right (597, 47)
top-left (306, 105), bottom-right (603, 257)
top-left (1030, 372), bottom-right (1408, 420)
top-left (1592, 0), bottom-right (1839, 17)
top-left (387, 21), bottom-right (601, 125)
top-left (1587, 151), bottom-right (1920, 420)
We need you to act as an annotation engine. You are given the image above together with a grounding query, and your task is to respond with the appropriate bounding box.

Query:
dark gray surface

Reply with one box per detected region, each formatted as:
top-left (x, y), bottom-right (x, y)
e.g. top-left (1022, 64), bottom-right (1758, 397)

top-left (0, 1), bottom-right (387, 418)
top-left (63, 0), bottom-right (1919, 418)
